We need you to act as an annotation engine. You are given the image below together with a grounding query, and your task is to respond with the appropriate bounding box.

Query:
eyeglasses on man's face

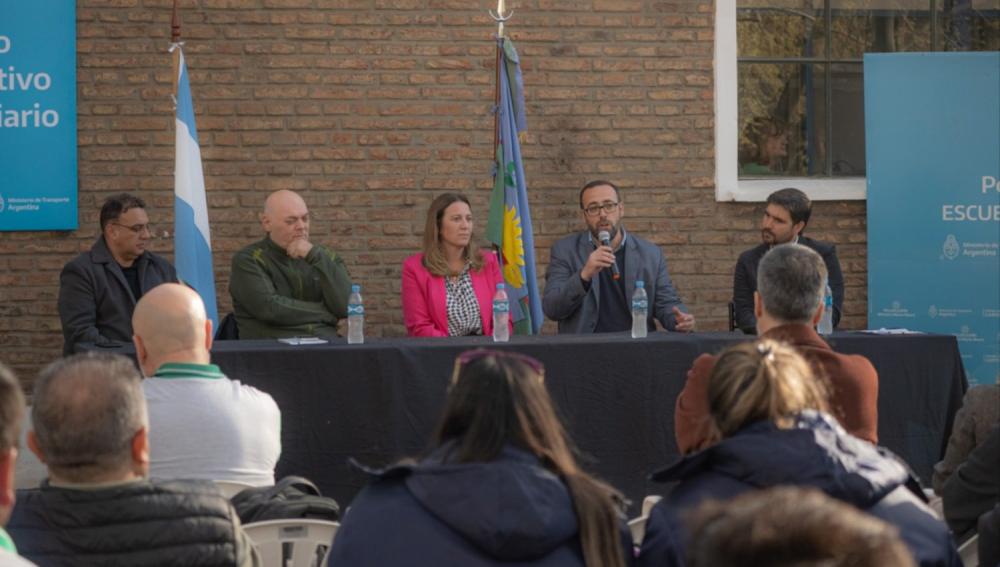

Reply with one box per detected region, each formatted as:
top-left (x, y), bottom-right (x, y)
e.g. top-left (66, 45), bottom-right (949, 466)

top-left (112, 222), bottom-right (154, 235)
top-left (582, 202), bottom-right (620, 217)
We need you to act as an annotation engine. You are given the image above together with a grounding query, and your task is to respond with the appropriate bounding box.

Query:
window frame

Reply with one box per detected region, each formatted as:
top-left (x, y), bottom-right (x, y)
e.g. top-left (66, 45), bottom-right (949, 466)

top-left (714, 0), bottom-right (867, 202)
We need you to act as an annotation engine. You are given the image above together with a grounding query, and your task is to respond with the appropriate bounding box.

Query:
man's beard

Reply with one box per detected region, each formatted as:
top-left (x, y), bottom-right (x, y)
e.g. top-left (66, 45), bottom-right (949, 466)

top-left (593, 223), bottom-right (619, 242)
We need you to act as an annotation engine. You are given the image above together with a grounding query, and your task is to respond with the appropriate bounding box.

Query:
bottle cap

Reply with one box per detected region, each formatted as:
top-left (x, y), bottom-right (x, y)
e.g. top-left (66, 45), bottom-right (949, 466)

top-left (351, 284), bottom-right (361, 293)
top-left (636, 280), bottom-right (644, 288)
top-left (496, 283), bottom-right (505, 290)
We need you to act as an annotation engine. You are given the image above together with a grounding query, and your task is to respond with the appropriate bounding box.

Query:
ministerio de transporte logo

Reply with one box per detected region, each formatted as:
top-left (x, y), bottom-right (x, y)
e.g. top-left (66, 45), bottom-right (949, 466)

top-left (942, 234), bottom-right (960, 260)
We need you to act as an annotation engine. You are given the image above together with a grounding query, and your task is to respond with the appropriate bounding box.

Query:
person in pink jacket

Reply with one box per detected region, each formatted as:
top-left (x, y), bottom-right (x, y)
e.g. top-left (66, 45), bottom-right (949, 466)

top-left (402, 193), bottom-right (508, 337)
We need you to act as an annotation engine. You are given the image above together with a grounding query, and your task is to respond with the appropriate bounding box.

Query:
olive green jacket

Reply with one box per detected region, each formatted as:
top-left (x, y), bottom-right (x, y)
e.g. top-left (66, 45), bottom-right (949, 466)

top-left (229, 237), bottom-right (351, 339)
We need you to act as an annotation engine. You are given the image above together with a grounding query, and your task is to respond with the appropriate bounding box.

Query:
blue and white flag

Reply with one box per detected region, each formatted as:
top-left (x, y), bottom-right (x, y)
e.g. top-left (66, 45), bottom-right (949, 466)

top-left (486, 38), bottom-right (542, 335)
top-left (172, 47), bottom-right (218, 329)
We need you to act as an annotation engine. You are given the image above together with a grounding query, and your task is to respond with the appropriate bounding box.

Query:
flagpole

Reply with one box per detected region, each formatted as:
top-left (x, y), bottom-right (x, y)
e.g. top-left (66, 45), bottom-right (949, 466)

top-left (490, 1), bottom-right (512, 161)
top-left (170, 0), bottom-right (181, 96)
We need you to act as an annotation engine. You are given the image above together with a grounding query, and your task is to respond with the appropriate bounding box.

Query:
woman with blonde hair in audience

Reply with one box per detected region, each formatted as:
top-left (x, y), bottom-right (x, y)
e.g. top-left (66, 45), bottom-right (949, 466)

top-left (327, 349), bottom-right (633, 567)
top-left (638, 339), bottom-right (960, 567)
top-left (401, 193), bottom-right (509, 337)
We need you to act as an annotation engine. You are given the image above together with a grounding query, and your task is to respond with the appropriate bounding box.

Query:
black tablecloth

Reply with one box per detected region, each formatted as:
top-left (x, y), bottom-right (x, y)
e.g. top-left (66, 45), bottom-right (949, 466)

top-left (191, 331), bottom-right (965, 512)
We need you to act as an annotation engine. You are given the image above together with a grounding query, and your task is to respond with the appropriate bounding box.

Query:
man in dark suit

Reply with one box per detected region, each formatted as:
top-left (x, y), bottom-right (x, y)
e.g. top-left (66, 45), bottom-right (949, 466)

top-left (542, 180), bottom-right (695, 334)
top-left (733, 188), bottom-right (843, 334)
top-left (57, 193), bottom-right (177, 354)
top-left (676, 243), bottom-right (878, 453)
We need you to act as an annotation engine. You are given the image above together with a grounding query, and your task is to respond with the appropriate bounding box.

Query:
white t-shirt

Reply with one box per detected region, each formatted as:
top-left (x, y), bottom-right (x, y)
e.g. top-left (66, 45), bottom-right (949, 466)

top-left (143, 363), bottom-right (281, 487)
top-left (0, 549), bottom-right (37, 567)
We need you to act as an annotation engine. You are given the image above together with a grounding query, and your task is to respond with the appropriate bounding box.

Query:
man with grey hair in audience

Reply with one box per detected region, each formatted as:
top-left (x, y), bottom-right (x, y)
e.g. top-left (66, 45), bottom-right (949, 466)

top-left (7, 353), bottom-right (259, 567)
top-left (674, 243), bottom-right (878, 453)
top-left (0, 363), bottom-right (36, 566)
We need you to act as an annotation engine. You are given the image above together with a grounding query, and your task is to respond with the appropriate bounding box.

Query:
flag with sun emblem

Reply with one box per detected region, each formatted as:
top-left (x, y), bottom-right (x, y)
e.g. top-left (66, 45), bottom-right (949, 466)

top-left (486, 37), bottom-right (542, 335)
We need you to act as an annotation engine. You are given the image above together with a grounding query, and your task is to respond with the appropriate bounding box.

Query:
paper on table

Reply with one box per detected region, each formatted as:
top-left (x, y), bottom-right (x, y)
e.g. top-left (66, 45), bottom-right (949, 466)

top-left (277, 337), bottom-right (329, 345)
top-left (858, 328), bottom-right (925, 335)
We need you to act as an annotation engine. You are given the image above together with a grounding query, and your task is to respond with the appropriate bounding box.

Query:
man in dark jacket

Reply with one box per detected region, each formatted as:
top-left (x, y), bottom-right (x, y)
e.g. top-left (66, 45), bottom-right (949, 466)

top-left (7, 353), bottom-right (258, 567)
top-left (58, 193), bottom-right (177, 354)
top-left (639, 412), bottom-right (960, 567)
top-left (732, 188), bottom-right (844, 334)
top-left (941, 424), bottom-right (999, 539)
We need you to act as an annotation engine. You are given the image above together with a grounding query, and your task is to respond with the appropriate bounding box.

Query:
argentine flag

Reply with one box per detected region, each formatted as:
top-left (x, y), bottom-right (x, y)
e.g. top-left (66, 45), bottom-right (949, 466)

top-left (173, 48), bottom-right (219, 329)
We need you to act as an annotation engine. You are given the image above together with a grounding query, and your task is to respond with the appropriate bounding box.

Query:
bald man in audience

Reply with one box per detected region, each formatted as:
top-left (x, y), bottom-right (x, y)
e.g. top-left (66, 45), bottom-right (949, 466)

top-left (229, 190), bottom-right (352, 339)
top-left (134, 283), bottom-right (281, 486)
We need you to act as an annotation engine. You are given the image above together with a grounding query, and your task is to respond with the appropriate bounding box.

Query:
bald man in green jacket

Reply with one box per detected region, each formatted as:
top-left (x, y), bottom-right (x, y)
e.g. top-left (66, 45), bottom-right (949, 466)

top-left (229, 190), bottom-right (351, 339)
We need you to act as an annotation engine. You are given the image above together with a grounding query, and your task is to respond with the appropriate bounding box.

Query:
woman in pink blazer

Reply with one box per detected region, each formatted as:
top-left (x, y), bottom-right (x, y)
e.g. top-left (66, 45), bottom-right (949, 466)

top-left (402, 193), bottom-right (508, 337)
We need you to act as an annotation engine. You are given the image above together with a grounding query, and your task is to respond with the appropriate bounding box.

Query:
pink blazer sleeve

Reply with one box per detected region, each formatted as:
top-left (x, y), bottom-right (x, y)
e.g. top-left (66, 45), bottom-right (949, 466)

top-left (401, 254), bottom-right (448, 337)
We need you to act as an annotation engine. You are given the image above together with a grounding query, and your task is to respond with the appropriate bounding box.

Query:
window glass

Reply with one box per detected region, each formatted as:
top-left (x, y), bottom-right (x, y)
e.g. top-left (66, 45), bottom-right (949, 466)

top-left (735, 0), bottom-right (998, 181)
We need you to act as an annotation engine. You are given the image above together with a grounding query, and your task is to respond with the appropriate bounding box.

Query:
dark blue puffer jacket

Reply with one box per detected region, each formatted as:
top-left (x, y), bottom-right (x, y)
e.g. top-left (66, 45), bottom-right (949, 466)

top-left (637, 411), bottom-right (961, 567)
top-left (327, 446), bottom-right (634, 567)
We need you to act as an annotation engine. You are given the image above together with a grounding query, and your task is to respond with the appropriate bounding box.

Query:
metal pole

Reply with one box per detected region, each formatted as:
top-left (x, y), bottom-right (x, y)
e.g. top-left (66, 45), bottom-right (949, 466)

top-left (171, 0), bottom-right (182, 96)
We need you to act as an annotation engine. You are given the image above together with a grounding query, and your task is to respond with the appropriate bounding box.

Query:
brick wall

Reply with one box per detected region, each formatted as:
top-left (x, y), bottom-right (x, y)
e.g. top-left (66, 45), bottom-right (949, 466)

top-left (0, 0), bottom-right (869, 384)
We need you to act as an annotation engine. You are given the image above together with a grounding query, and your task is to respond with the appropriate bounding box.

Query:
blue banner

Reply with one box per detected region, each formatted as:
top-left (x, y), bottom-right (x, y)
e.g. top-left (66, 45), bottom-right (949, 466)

top-left (0, 2), bottom-right (77, 231)
top-left (866, 52), bottom-right (1000, 386)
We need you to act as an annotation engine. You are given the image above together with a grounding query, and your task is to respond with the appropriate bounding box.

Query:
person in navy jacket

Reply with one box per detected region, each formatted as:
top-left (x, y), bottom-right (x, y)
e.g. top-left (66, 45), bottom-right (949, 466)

top-left (638, 340), bottom-right (960, 567)
top-left (327, 349), bottom-right (634, 567)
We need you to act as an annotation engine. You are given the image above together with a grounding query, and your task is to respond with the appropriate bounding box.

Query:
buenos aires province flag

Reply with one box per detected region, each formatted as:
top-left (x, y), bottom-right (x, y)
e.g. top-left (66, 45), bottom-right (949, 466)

top-left (173, 49), bottom-right (218, 329)
top-left (486, 38), bottom-right (542, 335)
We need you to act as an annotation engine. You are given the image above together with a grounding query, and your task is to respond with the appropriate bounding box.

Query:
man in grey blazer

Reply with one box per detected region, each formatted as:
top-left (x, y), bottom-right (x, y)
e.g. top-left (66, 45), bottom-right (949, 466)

top-left (543, 180), bottom-right (695, 334)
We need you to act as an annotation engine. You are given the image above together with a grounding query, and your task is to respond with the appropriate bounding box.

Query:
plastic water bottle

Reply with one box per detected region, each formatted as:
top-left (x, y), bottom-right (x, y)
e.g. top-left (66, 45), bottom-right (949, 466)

top-left (631, 280), bottom-right (648, 339)
top-left (492, 283), bottom-right (510, 343)
top-left (347, 284), bottom-right (364, 344)
top-left (818, 282), bottom-right (833, 336)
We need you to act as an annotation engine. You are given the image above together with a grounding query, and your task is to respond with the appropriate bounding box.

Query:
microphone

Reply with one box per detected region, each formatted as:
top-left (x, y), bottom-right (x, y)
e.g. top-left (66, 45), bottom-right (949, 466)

top-left (597, 230), bottom-right (620, 281)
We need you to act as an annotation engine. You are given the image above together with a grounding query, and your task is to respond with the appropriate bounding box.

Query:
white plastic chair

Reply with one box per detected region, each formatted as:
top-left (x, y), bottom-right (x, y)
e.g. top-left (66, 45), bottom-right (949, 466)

top-left (243, 518), bottom-right (339, 567)
top-left (213, 479), bottom-right (255, 499)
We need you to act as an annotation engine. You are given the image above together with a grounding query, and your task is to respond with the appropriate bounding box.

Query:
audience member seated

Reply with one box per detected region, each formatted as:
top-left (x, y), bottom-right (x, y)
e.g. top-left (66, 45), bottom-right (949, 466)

top-left (401, 193), bottom-right (507, 337)
top-left (58, 193), bottom-right (177, 354)
top-left (685, 486), bottom-right (915, 567)
top-left (133, 283), bottom-right (281, 486)
top-left (675, 243), bottom-right (877, 453)
top-left (979, 503), bottom-right (1000, 567)
top-left (932, 383), bottom-right (999, 494)
top-left (0, 363), bottom-right (36, 566)
top-left (326, 349), bottom-right (634, 567)
top-left (229, 190), bottom-right (352, 339)
top-left (7, 353), bottom-right (259, 566)
top-left (638, 340), bottom-right (960, 567)
top-left (941, 423), bottom-right (999, 539)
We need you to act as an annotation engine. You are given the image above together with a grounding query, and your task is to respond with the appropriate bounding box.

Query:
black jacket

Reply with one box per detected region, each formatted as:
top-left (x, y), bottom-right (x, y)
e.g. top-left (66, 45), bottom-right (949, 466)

top-left (58, 236), bottom-right (177, 354)
top-left (638, 412), bottom-right (960, 567)
top-left (942, 423), bottom-right (1000, 538)
top-left (732, 236), bottom-right (844, 334)
top-left (327, 446), bottom-right (635, 566)
top-left (8, 479), bottom-right (257, 567)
